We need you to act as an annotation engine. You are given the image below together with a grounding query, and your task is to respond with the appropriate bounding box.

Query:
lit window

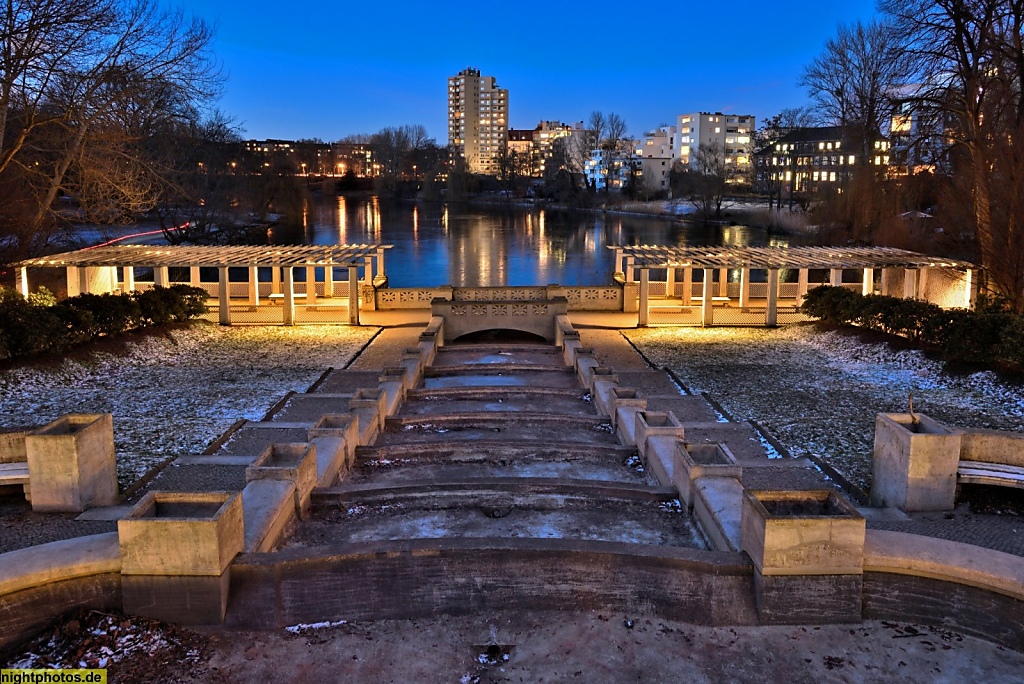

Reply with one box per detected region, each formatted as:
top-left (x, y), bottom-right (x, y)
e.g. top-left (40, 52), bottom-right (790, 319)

top-left (829, 172), bottom-right (836, 181)
top-left (818, 142), bottom-right (825, 150)
top-left (714, 127), bottom-right (721, 134)
top-left (848, 155), bottom-right (855, 165)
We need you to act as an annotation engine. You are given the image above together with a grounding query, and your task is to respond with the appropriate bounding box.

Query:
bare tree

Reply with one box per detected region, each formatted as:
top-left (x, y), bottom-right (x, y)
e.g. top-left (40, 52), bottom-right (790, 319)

top-left (671, 141), bottom-right (729, 219)
top-left (881, 0), bottom-right (1024, 308)
top-left (800, 20), bottom-right (912, 159)
top-left (0, 0), bottom-right (219, 259)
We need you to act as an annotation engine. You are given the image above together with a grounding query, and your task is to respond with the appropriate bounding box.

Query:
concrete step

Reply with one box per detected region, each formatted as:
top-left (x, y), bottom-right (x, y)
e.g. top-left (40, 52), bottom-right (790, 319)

top-left (341, 460), bottom-right (649, 487)
top-left (692, 477), bottom-right (745, 552)
top-left (316, 478), bottom-right (678, 508)
top-left (375, 418), bottom-right (619, 447)
top-left (242, 479), bottom-right (297, 553)
top-left (357, 441), bottom-right (636, 464)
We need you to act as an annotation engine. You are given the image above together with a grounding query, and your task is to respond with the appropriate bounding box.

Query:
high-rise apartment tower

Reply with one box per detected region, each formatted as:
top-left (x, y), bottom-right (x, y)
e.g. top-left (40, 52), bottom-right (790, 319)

top-left (448, 67), bottom-right (508, 175)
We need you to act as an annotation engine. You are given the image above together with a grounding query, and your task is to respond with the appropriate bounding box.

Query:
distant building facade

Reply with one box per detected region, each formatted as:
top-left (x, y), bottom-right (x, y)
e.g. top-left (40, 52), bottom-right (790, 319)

top-left (584, 148), bottom-right (639, 191)
top-left (448, 67), bottom-right (508, 175)
top-left (673, 112), bottom-right (755, 181)
top-left (636, 125), bottom-right (676, 193)
top-left (754, 126), bottom-right (890, 197)
top-left (506, 120), bottom-right (586, 177)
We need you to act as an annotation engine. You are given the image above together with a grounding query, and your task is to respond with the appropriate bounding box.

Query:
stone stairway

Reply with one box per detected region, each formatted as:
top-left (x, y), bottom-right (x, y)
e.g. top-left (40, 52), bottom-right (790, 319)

top-left (286, 341), bottom-right (709, 551)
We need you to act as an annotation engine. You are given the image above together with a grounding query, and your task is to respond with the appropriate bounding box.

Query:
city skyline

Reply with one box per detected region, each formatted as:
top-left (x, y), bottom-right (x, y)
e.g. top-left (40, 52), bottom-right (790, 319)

top-left (190, 0), bottom-right (879, 141)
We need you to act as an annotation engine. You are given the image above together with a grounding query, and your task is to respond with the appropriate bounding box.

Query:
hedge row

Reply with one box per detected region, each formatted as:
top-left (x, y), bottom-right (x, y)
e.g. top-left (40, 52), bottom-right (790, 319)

top-left (0, 285), bottom-right (208, 359)
top-left (800, 286), bottom-right (1024, 366)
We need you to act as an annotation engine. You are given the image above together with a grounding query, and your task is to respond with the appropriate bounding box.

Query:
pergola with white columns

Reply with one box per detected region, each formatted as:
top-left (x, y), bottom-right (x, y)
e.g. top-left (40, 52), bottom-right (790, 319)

top-left (609, 245), bottom-right (977, 327)
top-left (13, 244), bottom-right (391, 326)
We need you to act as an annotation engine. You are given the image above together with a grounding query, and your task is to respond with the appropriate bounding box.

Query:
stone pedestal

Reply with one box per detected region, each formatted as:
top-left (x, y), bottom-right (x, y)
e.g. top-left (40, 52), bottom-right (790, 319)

top-left (349, 388), bottom-right (387, 432)
top-left (673, 442), bottom-right (740, 508)
top-left (247, 443), bottom-right (318, 517)
top-left (25, 414), bottom-right (118, 512)
top-left (118, 491), bottom-right (243, 624)
top-left (870, 413), bottom-right (961, 512)
top-left (309, 414), bottom-right (359, 467)
top-left (741, 489), bottom-right (865, 624)
top-left (634, 411), bottom-right (684, 460)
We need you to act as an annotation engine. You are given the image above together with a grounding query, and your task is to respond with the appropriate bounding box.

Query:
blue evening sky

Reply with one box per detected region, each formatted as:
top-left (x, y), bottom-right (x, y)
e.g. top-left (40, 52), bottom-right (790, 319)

top-left (190, 0), bottom-right (880, 142)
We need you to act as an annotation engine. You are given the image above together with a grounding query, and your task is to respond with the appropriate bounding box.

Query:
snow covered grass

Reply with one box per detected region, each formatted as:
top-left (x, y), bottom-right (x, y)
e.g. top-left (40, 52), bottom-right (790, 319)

top-left (0, 323), bottom-right (377, 489)
top-left (626, 325), bottom-right (1024, 490)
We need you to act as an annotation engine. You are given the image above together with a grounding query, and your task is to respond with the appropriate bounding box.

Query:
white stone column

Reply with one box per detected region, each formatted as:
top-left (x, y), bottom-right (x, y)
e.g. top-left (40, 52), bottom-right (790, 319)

top-left (613, 248), bottom-right (624, 278)
top-left (218, 267), bottom-right (231, 325)
top-left (283, 267), bottom-right (296, 325)
top-left (681, 268), bottom-right (693, 305)
top-left (66, 267), bottom-right (80, 298)
top-left (324, 265), bottom-right (334, 298)
top-left (124, 266), bottom-right (135, 293)
top-left (903, 269), bottom-right (918, 300)
top-left (739, 268), bottom-right (751, 308)
top-left (155, 266), bottom-right (169, 288)
top-left (718, 268), bottom-right (728, 298)
top-left (797, 268), bottom-right (809, 299)
top-left (16, 266), bottom-right (28, 296)
top-left (964, 269), bottom-right (977, 309)
top-left (189, 266), bottom-right (200, 287)
top-left (625, 256), bottom-right (635, 283)
top-left (271, 266), bottom-right (281, 295)
top-left (919, 267), bottom-right (930, 303)
top-left (830, 268), bottom-right (842, 287)
top-left (880, 268), bottom-right (892, 296)
top-left (248, 266), bottom-right (259, 305)
top-left (666, 267), bottom-right (676, 298)
top-left (362, 256), bottom-right (373, 287)
top-left (305, 265), bottom-right (317, 304)
top-left (639, 268), bottom-right (650, 327)
top-left (701, 268), bottom-right (714, 326)
top-left (766, 268), bottom-right (779, 327)
top-left (376, 247), bottom-right (386, 283)
top-left (79, 267), bottom-right (90, 295)
top-left (862, 268), bottom-right (874, 296)
top-left (348, 265), bottom-right (360, 325)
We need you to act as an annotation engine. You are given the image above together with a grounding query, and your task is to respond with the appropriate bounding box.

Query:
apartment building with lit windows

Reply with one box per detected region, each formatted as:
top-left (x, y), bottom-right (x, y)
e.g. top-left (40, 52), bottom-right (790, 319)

top-left (448, 67), bottom-right (508, 175)
top-left (754, 126), bottom-right (890, 198)
top-left (506, 120), bottom-right (586, 177)
top-left (673, 112), bottom-right (755, 180)
top-left (636, 125), bottom-right (676, 192)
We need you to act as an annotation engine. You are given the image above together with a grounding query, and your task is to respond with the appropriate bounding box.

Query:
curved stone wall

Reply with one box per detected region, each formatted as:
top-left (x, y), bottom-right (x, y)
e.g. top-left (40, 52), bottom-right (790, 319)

top-left (224, 539), bottom-right (758, 629)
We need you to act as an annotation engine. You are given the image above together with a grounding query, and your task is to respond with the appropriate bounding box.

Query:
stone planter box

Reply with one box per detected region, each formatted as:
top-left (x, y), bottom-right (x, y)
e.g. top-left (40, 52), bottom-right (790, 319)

top-left (246, 442), bottom-right (317, 515)
top-left (635, 411), bottom-right (684, 457)
top-left (349, 387), bottom-right (387, 431)
top-left (673, 442), bottom-right (741, 508)
top-left (609, 387), bottom-right (647, 430)
top-left (308, 413), bottom-right (358, 465)
top-left (118, 491), bottom-right (243, 576)
top-left (870, 413), bottom-right (961, 512)
top-left (741, 490), bottom-right (865, 576)
top-left (25, 413), bottom-right (118, 512)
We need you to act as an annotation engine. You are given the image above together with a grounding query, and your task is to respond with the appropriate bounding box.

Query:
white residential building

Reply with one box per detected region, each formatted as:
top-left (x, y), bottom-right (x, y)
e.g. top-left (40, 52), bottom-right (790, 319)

top-left (584, 148), bottom-right (639, 191)
top-left (448, 67), bottom-right (509, 175)
top-left (673, 112), bottom-right (755, 180)
top-left (636, 125), bottom-right (676, 192)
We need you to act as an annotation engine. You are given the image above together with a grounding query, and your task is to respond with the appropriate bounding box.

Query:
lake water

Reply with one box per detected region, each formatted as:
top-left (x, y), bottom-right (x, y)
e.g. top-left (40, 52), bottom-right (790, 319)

top-left (272, 196), bottom-right (786, 288)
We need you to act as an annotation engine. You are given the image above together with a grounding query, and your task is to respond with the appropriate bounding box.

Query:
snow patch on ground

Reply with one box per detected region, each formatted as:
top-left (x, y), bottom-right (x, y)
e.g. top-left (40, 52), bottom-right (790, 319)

top-left (0, 323), bottom-right (376, 489)
top-left (627, 325), bottom-right (1024, 490)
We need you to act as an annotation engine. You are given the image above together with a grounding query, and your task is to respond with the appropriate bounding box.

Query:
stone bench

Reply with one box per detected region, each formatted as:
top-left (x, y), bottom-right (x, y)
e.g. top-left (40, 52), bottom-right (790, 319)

top-left (0, 462), bottom-right (30, 500)
top-left (957, 461), bottom-right (1024, 489)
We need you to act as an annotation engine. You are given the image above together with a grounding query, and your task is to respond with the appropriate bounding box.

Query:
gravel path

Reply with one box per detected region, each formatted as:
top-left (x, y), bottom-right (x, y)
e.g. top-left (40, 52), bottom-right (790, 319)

top-left (0, 323), bottom-right (378, 489)
top-left (626, 324), bottom-right (1024, 491)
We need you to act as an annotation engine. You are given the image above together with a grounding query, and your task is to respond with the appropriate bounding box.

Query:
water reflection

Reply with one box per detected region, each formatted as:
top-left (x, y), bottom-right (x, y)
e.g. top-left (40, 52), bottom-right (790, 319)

top-left (293, 196), bottom-right (784, 288)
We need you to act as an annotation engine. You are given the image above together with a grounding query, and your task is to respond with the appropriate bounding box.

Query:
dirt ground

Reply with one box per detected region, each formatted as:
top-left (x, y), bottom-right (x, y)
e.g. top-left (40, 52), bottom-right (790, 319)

top-left (8, 610), bottom-right (1023, 683)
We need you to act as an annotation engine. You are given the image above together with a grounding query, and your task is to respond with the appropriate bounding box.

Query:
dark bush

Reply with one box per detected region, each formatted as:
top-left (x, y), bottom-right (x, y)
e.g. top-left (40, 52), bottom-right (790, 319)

top-left (800, 286), bottom-right (863, 325)
top-left (0, 295), bottom-right (62, 358)
top-left (167, 285), bottom-right (209, 320)
top-left (65, 293), bottom-right (142, 336)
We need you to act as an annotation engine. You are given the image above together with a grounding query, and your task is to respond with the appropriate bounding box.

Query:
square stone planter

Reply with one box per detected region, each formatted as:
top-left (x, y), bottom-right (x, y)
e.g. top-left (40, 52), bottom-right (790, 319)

top-left (308, 414), bottom-right (358, 466)
top-left (609, 387), bottom-right (647, 430)
top-left (635, 411), bottom-right (685, 457)
top-left (118, 491), bottom-right (243, 576)
top-left (870, 413), bottom-right (961, 512)
top-left (673, 441), bottom-right (741, 508)
top-left (246, 442), bottom-right (317, 515)
top-left (741, 489), bottom-right (865, 576)
top-left (25, 413), bottom-right (118, 512)
top-left (349, 387), bottom-right (387, 431)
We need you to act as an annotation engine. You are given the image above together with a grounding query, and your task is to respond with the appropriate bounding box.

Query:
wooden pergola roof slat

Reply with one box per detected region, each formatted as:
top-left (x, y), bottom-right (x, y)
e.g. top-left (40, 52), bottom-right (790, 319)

top-left (14, 244), bottom-right (392, 269)
top-left (611, 245), bottom-right (974, 270)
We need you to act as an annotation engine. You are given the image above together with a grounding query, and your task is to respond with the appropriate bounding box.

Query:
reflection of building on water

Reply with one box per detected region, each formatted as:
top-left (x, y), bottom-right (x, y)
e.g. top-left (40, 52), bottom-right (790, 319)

top-left (449, 213), bottom-right (509, 286)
